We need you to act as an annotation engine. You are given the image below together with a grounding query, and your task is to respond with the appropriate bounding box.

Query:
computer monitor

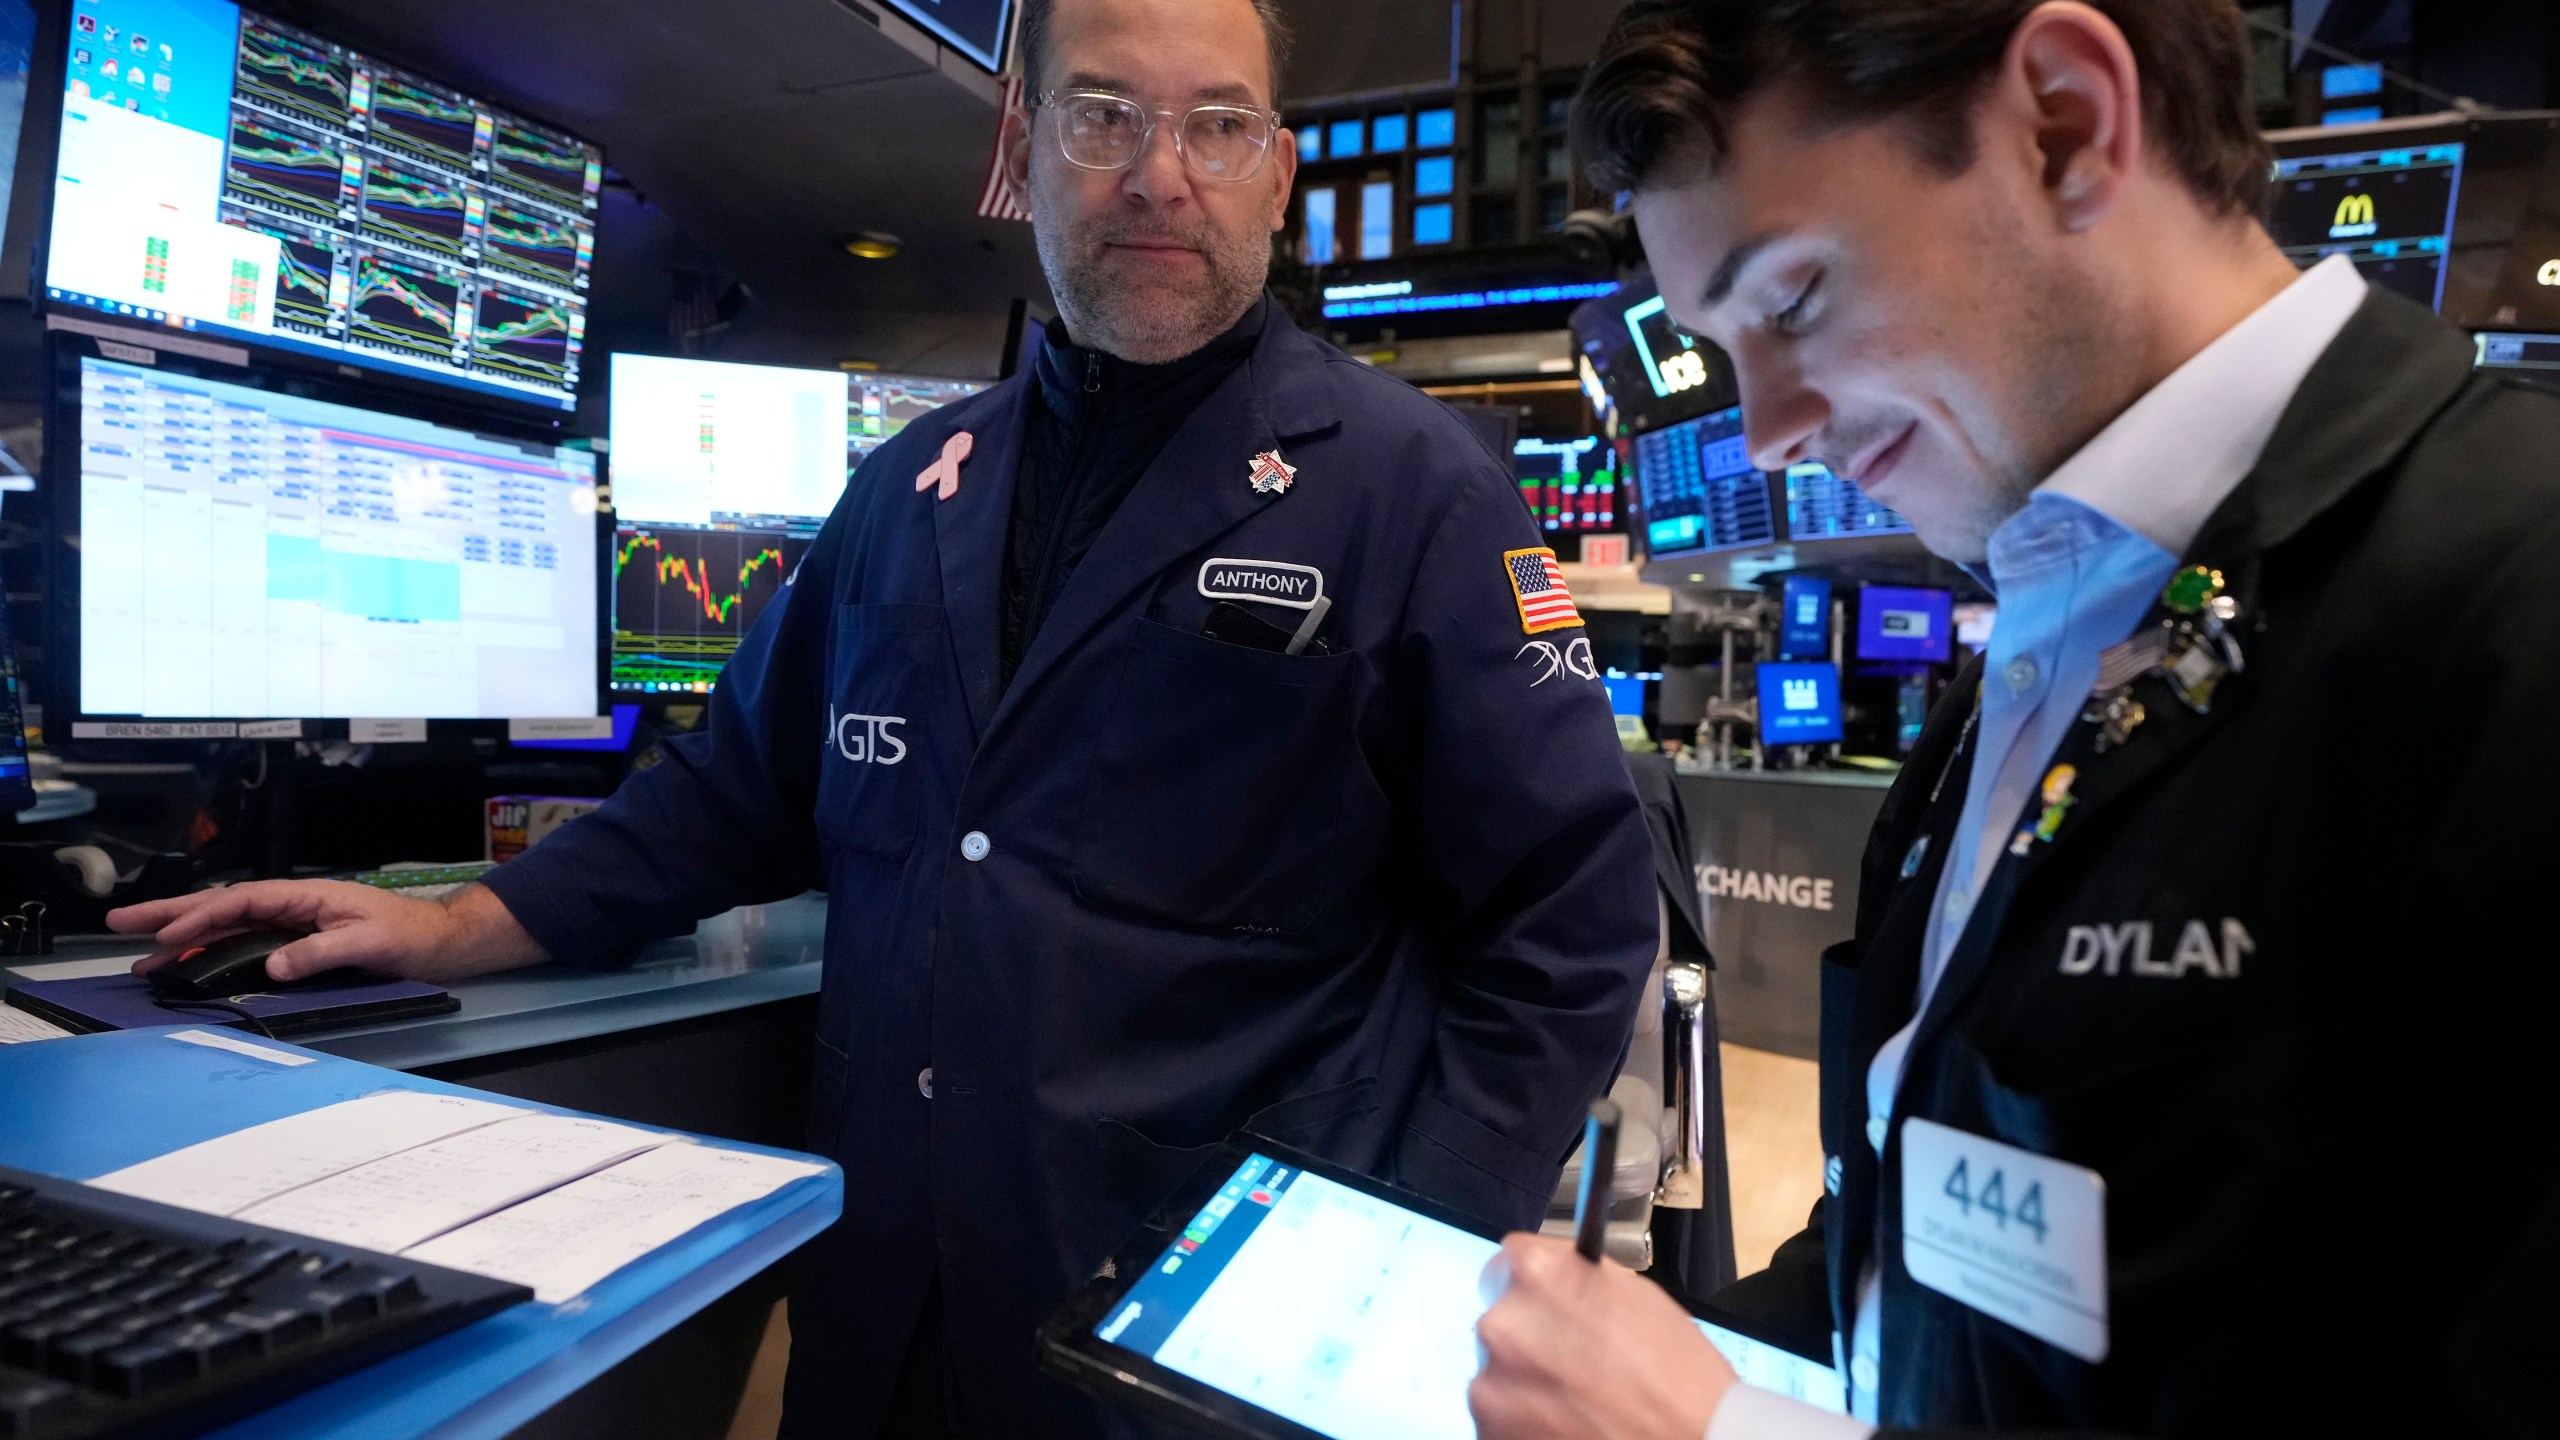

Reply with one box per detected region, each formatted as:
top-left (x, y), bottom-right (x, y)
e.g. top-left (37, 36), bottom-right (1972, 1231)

top-left (1636, 406), bottom-right (1778, 559)
top-left (1782, 462), bottom-right (1909, 541)
top-left (608, 354), bottom-right (852, 696)
top-left (1572, 278), bottom-right (1734, 435)
top-left (1514, 435), bottom-right (1618, 535)
top-left (1776, 575), bottom-right (1831, 661)
top-left (849, 372), bottom-right (991, 464)
top-left (2266, 135), bottom-right (2464, 311)
top-left (0, 0), bottom-right (35, 248)
top-left (1857, 585), bottom-right (1954, 665)
top-left (55, 348), bottom-right (602, 734)
top-left (41, 0), bottom-right (602, 413)
top-left (876, 0), bottom-right (1016, 75)
top-left (2476, 332), bottom-right (2560, 396)
top-left (0, 591), bottom-right (33, 814)
top-left (1755, 661), bottom-right (1842, 747)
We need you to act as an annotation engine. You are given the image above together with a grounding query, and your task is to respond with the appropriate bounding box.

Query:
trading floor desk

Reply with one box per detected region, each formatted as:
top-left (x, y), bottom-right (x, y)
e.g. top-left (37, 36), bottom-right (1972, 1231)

top-left (1674, 770), bottom-right (1892, 1060)
top-left (3, 895), bottom-right (831, 1440)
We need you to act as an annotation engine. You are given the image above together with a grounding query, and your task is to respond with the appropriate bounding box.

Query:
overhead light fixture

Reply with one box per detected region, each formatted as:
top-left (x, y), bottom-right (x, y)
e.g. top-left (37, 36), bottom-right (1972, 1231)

top-left (842, 232), bottom-right (902, 260)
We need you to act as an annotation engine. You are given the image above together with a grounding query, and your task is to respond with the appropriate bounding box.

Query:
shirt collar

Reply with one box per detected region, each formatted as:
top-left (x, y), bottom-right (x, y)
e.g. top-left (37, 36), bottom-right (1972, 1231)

top-left (2037, 254), bottom-right (2367, 558)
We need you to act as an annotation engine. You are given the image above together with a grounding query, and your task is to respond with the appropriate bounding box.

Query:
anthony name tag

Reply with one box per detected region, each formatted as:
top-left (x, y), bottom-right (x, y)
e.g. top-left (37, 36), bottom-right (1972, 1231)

top-left (1198, 558), bottom-right (1324, 610)
top-left (1899, 1117), bottom-right (2109, 1363)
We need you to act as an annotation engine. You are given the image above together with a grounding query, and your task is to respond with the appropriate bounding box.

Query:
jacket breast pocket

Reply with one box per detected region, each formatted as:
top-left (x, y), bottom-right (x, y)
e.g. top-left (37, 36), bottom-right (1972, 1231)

top-left (1070, 619), bottom-right (1374, 936)
top-left (816, 603), bottom-right (947, 864)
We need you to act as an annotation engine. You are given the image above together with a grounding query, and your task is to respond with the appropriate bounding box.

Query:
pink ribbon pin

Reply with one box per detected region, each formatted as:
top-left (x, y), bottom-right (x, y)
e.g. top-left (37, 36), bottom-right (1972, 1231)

top-left (916, 432), bottom-right (974, 502)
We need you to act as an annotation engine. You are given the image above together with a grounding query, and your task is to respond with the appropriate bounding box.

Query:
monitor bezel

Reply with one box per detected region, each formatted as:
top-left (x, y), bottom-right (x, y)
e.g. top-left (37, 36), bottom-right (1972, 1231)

top-left (26, 0), bottom-right (607, 423)
top-left (42, 327), bottom-right (610, 741)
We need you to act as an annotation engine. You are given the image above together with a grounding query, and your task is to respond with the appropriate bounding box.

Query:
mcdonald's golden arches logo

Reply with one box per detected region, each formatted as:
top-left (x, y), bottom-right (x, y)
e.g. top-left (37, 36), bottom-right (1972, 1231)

top-left (2329, 192), bottom-right (2379, 239)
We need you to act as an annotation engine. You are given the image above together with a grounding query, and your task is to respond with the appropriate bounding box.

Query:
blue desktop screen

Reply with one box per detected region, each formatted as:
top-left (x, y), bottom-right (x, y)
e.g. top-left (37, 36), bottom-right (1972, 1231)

top-left (1756, 662), bottom-right (1842, 746)
top-left (1777, 576), bottom-right (1831, 660)
top-left (1856, 586), bottom-right (1954, 664)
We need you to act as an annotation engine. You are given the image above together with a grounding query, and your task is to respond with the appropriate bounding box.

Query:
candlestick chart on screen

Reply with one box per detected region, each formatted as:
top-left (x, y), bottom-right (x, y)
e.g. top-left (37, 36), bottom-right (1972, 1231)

top-left (348, 254), bottom-right (459, 359)
top-left (612, 527), bottom-right (813, 692)
top-left (235, 18), bottom-right (351, 127)
top-left (360, 159), bottom-right (471, 258)
top-left (474, 289), bottom-right (578, 386)
top-left (224, 115), bottom-right (347, 223)
top-left (370, 76), bottom-right (478, 168)
top-left (482, 201), bottom-right (579, 286)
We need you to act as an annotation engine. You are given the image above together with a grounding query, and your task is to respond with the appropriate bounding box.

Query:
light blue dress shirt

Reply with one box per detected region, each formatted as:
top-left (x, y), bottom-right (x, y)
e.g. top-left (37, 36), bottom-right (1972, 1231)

top-left (1845, 496), bottom-right (2175, 1419)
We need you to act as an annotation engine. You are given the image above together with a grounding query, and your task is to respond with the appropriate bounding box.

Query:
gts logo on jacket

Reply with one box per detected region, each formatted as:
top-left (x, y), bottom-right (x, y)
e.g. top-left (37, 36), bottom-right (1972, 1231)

top-left (2059, 919), bottom-right (2254, 979)
top-left (829, 708), bottom-right (909, 765)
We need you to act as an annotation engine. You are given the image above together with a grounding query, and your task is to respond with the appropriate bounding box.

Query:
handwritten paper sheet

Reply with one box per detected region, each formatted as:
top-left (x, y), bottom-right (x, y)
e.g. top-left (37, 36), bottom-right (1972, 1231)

top-left (405, 1143), bottom-right (825, 1303)
top-left (233, 1113), bottom-right (675, 1253)
top-left (89, 1091), bottom-right (534, 1216)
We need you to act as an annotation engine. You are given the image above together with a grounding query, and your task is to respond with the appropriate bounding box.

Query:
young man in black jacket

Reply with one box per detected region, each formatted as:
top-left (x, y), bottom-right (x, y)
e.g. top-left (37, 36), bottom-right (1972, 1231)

top-left (1471, 2), bottom-right (2559, 1437)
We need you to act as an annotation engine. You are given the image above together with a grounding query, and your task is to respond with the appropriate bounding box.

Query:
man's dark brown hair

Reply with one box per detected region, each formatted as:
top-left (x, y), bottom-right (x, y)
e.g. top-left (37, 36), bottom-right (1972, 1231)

top-left (1571, 0), bottom-right (2271, 218)
top-left (1015, 0), bottom-right (1294, 102)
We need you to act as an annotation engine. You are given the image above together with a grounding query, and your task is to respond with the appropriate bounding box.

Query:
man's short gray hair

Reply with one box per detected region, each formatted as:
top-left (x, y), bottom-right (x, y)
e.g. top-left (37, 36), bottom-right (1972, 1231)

top-left (1015, 0), bottom-right (1294, 103)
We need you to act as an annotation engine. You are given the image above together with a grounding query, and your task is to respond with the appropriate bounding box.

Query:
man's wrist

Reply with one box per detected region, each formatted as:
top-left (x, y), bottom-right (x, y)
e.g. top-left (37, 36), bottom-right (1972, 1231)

top-left (434, 883), bottom-right (551, 976)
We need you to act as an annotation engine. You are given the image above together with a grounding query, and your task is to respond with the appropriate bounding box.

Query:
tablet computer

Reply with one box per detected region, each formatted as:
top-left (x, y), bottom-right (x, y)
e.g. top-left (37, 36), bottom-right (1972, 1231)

top-left (1037, 1135), bottom-right (1847, 1440)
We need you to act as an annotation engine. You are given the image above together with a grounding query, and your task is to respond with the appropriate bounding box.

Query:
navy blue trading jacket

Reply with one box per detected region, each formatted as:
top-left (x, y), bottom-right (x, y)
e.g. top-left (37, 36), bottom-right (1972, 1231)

top-left (481, 306), bottom-right (1657, 1436)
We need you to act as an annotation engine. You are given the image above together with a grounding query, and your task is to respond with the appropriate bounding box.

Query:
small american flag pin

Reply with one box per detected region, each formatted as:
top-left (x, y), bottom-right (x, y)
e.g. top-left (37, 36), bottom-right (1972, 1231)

top-left (1247, 449), bottom-right (1297, 496)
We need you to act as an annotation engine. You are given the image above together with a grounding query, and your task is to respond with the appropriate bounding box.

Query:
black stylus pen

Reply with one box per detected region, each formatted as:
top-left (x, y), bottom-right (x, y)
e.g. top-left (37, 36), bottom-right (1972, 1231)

top-left (1573, 1098), bottom-right (1622, 1263)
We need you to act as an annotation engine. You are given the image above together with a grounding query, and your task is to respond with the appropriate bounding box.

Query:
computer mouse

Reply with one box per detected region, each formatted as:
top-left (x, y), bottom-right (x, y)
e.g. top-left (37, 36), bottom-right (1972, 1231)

top-left (148, 928), bottom-right (317, 1002)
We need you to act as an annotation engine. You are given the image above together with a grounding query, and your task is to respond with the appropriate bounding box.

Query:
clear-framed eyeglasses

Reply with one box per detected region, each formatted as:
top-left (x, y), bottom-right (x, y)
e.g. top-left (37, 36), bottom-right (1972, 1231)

top-left (1034, 89), bottom-right (1280, 184)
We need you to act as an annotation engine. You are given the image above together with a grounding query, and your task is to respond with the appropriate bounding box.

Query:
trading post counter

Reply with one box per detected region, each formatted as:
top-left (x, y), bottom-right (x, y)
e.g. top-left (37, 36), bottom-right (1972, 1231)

top-left (1674, 770), bottom-right (1892, 1060)
top-left (3, 896), bottom-right (829, 1440)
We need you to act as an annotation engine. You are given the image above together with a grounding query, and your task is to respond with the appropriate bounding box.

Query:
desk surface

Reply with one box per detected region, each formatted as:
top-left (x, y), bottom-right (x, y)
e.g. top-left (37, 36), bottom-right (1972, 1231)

top-left (5, 894), bottom-right (827, 1072)
top-left (0, 1026), bottom-right (842, 1440)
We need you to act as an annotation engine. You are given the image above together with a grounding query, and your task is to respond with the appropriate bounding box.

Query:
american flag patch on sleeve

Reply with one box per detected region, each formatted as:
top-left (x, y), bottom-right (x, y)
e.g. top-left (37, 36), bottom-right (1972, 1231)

top-left (1503, 547), bottom-right (1583, 634)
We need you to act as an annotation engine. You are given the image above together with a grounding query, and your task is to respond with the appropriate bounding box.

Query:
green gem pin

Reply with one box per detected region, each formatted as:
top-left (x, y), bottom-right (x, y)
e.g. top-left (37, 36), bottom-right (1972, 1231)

top-left (2161, 566), bottom-right (2225, 616)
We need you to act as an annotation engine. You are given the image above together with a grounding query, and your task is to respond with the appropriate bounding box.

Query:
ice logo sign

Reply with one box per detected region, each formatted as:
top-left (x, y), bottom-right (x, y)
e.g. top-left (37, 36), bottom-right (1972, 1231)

top-left (1880, 608), bottom-right (1933, 639)
top-left (1794, 595), bottom-right (1821, 626)
top-left (1782, 678), bottom-right (1822, 712)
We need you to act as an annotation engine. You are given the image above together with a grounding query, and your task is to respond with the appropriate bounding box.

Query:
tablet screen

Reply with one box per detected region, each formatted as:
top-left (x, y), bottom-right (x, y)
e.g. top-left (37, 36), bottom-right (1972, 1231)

top-left (1095, 1153), bottom-right (1498, 1440)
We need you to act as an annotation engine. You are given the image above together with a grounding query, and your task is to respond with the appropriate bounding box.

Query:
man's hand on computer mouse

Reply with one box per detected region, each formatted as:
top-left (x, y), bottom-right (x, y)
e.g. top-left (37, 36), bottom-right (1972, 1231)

top-left (111, 880), bottom-right (550, 987)
top-left (1471, 1234), bottom-right (1735, 1440)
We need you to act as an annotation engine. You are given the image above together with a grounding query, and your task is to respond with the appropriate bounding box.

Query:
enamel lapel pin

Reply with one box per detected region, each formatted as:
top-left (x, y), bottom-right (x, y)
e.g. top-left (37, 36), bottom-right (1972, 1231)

top-left (917, 432), bottom-right (973, 502)
top-left (1248, 449), bottom-right (1297, 496)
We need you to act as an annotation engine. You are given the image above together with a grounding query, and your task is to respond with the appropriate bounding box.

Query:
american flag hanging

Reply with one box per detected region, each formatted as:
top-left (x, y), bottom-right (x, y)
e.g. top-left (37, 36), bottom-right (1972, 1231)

top-left (978, 72), bottom-right (1032, 222)
top-left (1504, 548), bottom-right (1584, 634)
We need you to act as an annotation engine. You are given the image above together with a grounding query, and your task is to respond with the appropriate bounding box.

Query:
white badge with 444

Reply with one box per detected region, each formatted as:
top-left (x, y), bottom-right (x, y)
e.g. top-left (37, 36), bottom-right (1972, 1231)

top-left (1899, 1117), bottom-right (2109, 1363)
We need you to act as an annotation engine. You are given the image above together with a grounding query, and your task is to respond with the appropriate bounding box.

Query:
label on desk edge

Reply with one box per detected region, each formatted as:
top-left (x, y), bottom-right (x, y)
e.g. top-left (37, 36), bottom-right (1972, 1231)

top-left (351, 718), bottom-right (429, 744)
top-left (166, 1028), bottom-right (315, 1067)
top-left (1899, 1116), bottom-right (2108, 1363)
top-left (509, 716), bottom-right (615, 741)
top-left (73, 721), bottom-right (239, 740)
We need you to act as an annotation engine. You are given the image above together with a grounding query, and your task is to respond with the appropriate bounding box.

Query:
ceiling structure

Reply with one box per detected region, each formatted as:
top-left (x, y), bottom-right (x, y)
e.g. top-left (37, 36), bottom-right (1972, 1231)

top-left (272, 0), bottom-right (1052, 383)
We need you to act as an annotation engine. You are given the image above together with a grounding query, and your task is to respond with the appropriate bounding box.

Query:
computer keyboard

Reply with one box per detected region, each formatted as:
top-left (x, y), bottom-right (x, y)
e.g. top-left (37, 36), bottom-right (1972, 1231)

top-left (0, 1164), bottom-right (530, 1439)
top-left (337, 863), bottom-right (496, 904)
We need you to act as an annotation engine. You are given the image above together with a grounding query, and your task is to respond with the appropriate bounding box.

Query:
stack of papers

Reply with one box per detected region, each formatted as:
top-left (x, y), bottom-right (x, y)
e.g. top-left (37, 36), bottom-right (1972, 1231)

top-left (86, 1090), bottom-right (824, 1305)
top-left (0, 1008), bottom-right (73, 1045)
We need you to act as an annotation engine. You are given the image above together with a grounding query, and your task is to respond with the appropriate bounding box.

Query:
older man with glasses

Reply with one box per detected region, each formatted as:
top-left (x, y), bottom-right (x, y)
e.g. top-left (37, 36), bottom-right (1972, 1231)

top-left (112, 1), bottom-right (1661, 1436)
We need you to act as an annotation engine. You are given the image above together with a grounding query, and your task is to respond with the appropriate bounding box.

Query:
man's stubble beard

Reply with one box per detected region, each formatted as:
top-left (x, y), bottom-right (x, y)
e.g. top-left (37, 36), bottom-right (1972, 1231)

top-left (1928, 220), bottom-right (2143, 563)
top-left (1031, 171), bottom-right (1276, 365)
